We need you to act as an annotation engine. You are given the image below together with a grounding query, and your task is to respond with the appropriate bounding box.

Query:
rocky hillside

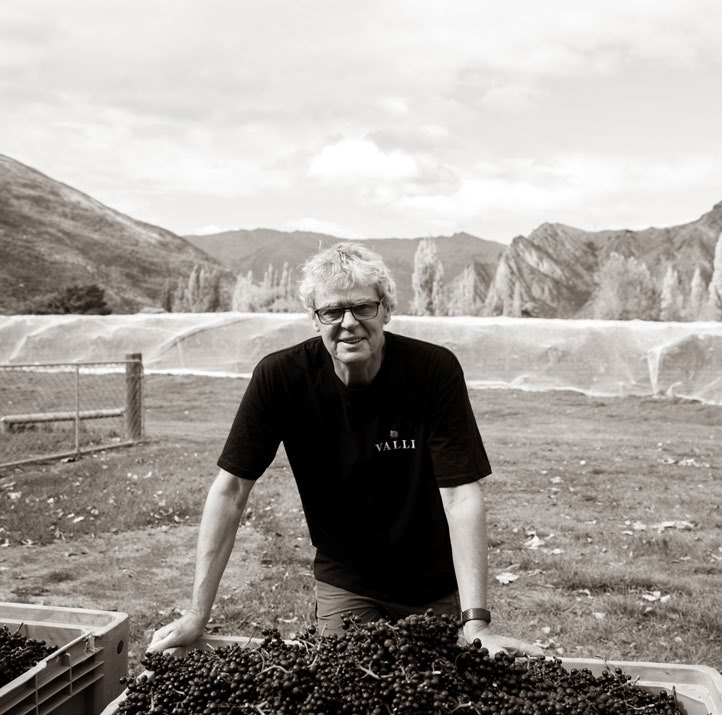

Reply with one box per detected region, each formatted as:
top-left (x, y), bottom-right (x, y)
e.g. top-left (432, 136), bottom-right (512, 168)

top-left (0, 154), bottom-right (230, 314)
top-left (185, 229), bottom-right (505, 313)
top-left (485, 202), bottom-right (722, 317)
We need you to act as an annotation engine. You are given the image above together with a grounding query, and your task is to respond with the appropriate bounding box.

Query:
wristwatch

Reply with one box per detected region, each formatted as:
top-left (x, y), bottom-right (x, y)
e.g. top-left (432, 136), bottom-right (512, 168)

top-left (461, 608), bottom-right (491, 625)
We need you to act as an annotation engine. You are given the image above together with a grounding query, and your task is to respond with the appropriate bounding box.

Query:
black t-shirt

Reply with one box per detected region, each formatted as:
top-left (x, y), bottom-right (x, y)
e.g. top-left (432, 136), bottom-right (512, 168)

top-left (218, 331), bottom-right (492, 604)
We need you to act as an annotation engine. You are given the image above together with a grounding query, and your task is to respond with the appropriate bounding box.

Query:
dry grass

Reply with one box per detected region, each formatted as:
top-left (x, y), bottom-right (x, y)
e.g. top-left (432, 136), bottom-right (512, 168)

top-left (0, 375), bottom-right (720, 676)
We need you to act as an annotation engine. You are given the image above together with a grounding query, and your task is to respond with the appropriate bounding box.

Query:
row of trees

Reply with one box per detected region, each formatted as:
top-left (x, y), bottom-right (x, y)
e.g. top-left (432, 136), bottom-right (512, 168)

top-left (231, 262), bottom-right (301, 312)
top-left (160, 265), bottom-right (224, 313)
top-left (409, 234), bottom-right (722, 321)
top-left (591, 254), bottom-right (722, 321)
top-left (409, 238), bottom-right (489, 316)
top-left (21, 234), bottom-right (719, 320)
top-left (162, 232), bottom-right (722, 321)
top-left (159, 262), bottom-right (302, 314)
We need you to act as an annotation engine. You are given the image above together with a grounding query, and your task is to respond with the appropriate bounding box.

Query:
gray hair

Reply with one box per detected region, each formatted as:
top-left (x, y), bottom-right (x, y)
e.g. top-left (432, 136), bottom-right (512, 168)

top-left (298, 242), bottom-right (398, 313)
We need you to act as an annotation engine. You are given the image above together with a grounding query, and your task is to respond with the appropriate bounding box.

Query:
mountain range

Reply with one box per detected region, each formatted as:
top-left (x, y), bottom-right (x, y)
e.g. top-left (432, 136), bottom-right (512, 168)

top-left (485, 209), bottom-right (722, 317)
top-left (1, 153), bottom-right (720, 316)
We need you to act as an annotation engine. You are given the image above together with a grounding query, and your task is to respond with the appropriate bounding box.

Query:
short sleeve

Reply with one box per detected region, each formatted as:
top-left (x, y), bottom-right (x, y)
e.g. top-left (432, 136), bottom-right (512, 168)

top-left (426, 350), bottom-right (492, 487)
top-left (217, 357), bottom-right (283, 479)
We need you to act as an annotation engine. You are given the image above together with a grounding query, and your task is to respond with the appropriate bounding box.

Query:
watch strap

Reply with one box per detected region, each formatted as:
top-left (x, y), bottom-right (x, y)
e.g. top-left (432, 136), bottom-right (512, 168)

top-left (461, 607), bottom-right (491, 625)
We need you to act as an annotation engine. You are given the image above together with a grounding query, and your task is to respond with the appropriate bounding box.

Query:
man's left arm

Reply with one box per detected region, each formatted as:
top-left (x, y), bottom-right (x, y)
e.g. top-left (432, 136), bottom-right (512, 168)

top-left (439, 478), bottom-right (544, 657)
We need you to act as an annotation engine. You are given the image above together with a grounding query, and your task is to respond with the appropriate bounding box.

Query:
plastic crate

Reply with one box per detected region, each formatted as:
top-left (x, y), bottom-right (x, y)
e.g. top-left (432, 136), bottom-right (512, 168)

top-left (0, 602), bottom-right (129, 715)
top-left (101, 634), bottom-right (722, 715)
top-left (562, 658), bottom-right (722, 715)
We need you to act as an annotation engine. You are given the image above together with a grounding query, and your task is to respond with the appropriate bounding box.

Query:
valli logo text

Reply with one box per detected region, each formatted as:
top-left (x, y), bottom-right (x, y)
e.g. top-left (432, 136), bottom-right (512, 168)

top-left (374, 429), bottom-right (416, 452)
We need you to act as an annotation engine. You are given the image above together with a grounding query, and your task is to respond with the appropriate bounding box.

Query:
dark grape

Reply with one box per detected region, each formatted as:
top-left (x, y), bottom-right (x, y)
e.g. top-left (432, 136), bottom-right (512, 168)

top-left (0, 624), bottom-right (58, 688)
top-left (118, 612), bottom-right (685, 714)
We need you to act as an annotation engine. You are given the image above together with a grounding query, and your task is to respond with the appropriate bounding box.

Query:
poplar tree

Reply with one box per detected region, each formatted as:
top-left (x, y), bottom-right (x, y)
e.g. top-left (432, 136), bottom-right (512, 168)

top-left (202, 269), bottom-right (222, 312)
top-left (687, 268), bottom-right (707, 321)
top-left (659, 264), bottom-right (684, 322)
top-left (592, 252), bottom-right (659, 320)
top-left (707, 231), bottom-right (722, 320)
top-left (411, 238), bottom-right (445, 315)
top-left (185, 265), bottom-right (204, 310)
top-left (173, 264), bottom-right (223, 312)
top-left (510, 283), bottom-right (524, 318)
top-left (446, 263), bottom-right (486, 316)
top-left (159, 278), bottom-right (175, 312)
top-left (262, 264), bottom-right (275, 293)
top-left (173, 281), bottom-right (190, 312)
top-left (232, 270), bottom-right (256, 312)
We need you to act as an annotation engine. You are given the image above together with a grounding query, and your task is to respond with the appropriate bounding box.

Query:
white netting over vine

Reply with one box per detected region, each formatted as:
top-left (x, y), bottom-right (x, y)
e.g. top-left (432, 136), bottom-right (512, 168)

top-left (1, 314), bottom-right (721, 404)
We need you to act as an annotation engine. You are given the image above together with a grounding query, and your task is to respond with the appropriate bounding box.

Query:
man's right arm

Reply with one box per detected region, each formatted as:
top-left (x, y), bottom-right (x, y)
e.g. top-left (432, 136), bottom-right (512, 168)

top-left (147, 468), bottom-right (255, 653)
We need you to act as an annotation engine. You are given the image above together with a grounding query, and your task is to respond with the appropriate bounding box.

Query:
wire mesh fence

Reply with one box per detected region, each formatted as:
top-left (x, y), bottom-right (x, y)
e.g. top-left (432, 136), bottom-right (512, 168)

top-left (0, 354), bottom-right (143, 468)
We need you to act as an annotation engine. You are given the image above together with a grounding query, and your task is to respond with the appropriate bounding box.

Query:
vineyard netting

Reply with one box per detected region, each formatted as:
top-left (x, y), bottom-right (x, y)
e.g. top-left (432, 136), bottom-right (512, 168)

top-left (1, 313), bottom-right (721, 404)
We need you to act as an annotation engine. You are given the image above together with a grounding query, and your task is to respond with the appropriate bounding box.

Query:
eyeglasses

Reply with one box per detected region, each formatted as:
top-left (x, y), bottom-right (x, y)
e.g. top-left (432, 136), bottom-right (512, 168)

top-left (314, 301), bottom-right (381, 325)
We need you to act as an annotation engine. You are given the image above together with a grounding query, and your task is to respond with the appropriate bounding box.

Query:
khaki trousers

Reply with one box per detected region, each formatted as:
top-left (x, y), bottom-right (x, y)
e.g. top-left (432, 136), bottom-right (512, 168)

top-left (315, 580), bottom-right (460, 636)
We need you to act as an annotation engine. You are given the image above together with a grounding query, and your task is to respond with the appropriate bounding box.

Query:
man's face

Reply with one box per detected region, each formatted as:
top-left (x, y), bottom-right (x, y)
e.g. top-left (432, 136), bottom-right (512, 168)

top-left (312, 284), bottom-right (390, 370)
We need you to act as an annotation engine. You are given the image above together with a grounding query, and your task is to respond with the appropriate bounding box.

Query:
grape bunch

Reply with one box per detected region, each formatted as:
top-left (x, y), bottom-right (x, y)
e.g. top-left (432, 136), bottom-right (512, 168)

top-left (119, 611), bottom-right (684, 715)
top-left (0, 624), bottom-right (58, 688)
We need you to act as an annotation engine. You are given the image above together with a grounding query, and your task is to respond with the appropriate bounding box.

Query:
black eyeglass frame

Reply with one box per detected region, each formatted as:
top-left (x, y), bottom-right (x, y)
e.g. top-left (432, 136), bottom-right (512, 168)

top-left (314, 301), bottom-right (382, 325)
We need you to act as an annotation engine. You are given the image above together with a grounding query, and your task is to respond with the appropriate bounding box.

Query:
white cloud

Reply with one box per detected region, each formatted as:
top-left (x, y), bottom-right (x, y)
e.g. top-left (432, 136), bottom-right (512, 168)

top-left (2, 0), bottom-right (721, 241)
top-left (421, 125), bottom-right (450, 141)
top-left (376, 96), bottom-right (410, 116)
top-left (309, 139), bottom-right (419, 183)
top-left (477, 83), bottom-right (544, 112)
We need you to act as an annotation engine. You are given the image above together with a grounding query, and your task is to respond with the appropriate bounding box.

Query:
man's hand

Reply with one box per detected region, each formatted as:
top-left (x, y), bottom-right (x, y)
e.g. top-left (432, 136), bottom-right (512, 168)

top-left (147, 610), bottom-right (207, 654)
top-left (463, 622), bottom-right (545, 658)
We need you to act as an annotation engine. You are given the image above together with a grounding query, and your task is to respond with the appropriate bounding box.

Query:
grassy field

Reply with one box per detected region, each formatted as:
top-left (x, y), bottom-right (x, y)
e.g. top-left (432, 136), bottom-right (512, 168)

top-left (0, 373), bottom-right (720, 677)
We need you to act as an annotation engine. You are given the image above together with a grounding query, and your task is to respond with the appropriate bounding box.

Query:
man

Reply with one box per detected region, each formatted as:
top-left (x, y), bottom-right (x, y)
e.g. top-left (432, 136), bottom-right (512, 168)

top-left (150, 242), bottom-right (542, 657)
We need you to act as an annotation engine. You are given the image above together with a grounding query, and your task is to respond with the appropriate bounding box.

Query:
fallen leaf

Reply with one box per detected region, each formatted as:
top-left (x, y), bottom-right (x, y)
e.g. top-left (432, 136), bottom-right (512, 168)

top-left (678, 458), bottom-right (709, 468)
top-left (524, 535), bottom-right (545, 549)
top-left (496, 572), bottom-right (520, 585)
top-left (651, 520), bottom-right (694, 532)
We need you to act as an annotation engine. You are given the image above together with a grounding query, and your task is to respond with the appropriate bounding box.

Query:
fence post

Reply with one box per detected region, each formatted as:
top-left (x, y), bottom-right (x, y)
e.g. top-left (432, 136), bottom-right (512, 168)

top-left (74, 364), bottom-right (80, 454)
top-left (125, 353), bottom-right (143, 441)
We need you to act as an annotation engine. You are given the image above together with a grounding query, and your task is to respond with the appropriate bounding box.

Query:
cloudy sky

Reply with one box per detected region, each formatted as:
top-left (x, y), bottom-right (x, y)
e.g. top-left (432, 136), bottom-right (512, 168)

top-left (2, 0), bottom-right (722, 243)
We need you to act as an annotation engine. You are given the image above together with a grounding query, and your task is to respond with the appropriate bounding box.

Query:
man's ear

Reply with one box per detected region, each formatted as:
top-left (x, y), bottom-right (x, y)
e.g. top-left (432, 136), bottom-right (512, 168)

top-left (384, 309), bottom-right (392, 325)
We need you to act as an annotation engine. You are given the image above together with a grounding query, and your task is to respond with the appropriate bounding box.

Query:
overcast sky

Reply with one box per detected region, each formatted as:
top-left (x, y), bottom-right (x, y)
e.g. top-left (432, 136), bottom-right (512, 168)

top-left (2, 0), bottom-right (722, 244)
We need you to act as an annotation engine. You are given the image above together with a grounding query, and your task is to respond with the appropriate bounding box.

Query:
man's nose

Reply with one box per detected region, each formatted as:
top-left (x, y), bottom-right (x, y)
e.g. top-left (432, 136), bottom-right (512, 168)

top-left (340, 307), bottom-right (359, 328)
